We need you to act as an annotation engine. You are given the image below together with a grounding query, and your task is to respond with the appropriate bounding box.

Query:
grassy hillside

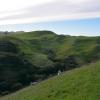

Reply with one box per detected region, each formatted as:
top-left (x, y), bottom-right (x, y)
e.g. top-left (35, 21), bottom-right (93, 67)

top-left (0, 31), bottom-right (100, 95)
top-left (1, 61), bottom-right (100, 100)
top-left (12, 31), bottom-right (100, 62)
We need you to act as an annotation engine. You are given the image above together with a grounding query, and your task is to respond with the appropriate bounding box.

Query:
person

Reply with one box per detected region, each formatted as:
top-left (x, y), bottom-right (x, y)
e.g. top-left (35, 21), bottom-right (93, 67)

top-left (58, 70), bottom-right (61, 76)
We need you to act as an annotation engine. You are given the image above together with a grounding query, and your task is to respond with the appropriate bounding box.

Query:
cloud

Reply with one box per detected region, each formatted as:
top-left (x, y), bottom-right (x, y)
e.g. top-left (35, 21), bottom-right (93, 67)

top-left (0, 0), bottom-right (100, 25)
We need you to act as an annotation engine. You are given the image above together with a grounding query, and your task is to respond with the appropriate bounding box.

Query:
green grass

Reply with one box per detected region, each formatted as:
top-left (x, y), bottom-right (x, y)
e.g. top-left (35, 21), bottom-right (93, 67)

top-left (1, 61), bottom-right (100, 100)
top-left (0, 31), bottom-right (100, 97)
top-left (10, 31), bottom-right (100, 63)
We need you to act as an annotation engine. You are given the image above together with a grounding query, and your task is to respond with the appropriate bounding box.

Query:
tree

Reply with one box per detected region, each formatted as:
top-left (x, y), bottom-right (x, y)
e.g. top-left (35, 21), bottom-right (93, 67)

top-left (63, 55), bottom-right (79, 70)
top-left (4, 31), bottom-right (9, 36)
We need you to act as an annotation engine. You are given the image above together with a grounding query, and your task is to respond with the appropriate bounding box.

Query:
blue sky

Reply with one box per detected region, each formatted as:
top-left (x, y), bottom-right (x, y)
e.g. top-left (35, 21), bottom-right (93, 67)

top-left (0, 0), bottom-right (100, 36)
top-left (0, 18), bottom-right (100, 36)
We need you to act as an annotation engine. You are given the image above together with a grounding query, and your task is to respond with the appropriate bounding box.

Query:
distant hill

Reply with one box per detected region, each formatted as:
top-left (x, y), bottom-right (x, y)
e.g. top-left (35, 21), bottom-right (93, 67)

top-left (0, 31), bottom-right (100, 95)
top-left (1, 61), bottom-right (100, 100)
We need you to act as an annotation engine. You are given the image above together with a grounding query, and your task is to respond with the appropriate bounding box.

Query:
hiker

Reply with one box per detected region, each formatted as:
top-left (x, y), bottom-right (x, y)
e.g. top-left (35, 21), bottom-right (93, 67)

top-left (58, 70), bottom-right (61, 76)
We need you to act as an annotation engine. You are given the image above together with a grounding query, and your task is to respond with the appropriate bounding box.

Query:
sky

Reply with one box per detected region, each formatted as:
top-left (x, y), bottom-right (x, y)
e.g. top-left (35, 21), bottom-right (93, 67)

top-left (0, 0), bottom-right (100, 36)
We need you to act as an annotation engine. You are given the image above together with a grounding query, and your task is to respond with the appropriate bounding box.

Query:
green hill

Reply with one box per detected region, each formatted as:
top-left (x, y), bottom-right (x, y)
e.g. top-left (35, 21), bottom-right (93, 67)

top-left (0, 31), bottom-right (100, 95)
top-left (1, 61), bottom-right (100, 100)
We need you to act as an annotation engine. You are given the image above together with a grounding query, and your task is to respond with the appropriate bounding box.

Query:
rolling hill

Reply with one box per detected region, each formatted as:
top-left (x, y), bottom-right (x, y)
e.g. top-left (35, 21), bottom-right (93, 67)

top-left (0, 61), bottom-right (100, 100)
top-left (0, 31), bottom-right (100, 95)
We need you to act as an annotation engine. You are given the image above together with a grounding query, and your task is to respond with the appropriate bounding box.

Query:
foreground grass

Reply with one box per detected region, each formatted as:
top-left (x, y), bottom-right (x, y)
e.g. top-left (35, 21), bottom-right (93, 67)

top-left (1, 61), bottom-right (100, 100)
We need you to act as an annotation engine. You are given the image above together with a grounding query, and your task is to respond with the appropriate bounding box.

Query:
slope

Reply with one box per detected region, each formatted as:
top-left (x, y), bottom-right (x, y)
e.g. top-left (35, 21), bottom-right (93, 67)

top-left (0, 31), bottom-right (100, 95)
top-left (1, 61), bottom-right (100, 100)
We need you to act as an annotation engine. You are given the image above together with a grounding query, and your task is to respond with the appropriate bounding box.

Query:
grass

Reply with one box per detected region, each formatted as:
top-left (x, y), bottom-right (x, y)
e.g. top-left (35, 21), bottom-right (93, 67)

top-left (3, 31), bottom-right (99, 62)
top-left (1, 61), bottom-right (100, 100)
top-left (0, 31), bottom-right (100, 98)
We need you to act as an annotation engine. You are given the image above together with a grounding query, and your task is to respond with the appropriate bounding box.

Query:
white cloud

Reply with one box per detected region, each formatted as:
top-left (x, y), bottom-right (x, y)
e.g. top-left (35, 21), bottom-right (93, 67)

top-left (0, 0), bottom-right (100, 25)
top-left (0, 0), bottom-right (52, 11)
